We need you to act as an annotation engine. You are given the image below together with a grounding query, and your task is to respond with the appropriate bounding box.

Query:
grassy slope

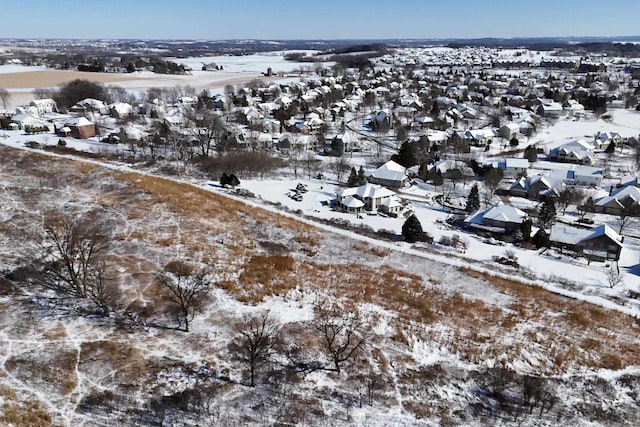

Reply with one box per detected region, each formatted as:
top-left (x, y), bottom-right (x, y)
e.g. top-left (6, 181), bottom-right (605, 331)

top-left (0, 145), bottom-right (639, 426)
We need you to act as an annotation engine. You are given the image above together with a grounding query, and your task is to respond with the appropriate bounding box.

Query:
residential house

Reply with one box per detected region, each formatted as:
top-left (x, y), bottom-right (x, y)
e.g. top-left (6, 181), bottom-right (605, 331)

top-left (563, 99), bottom-right (585, 117)
top-left (509, 175), bottom-right (563, 200)
top-left (71, 98), bottom-right (108, 115)
top-left (11, 111), bottom-right (50, 131)
top-left (498, 158), bottom-right (529, 177)
top-left (594, 131), bottom-right (621, 150)
top-left (551, 165), bottom-right (603, 187)
top-left (57, 117), bottom-right (96, 139)
top-left (28, 98), bottom-right (57, 115)
top-left (332, 130), bottom-right (361, 153)
top-left (595, 185), bottom-right (640, 215)
top-left (499, 123), bottom-right (520, 140)
top-left (549, 224), bottom-right (623, 262)
top-left (368, 160), bottom-right (408, 189)
top-left (336, 183), bottom-right (399, 213)
top-left (463, 129), bottom-right (495, 147)
top-left (108, 102), bottom-right (134, 119)
top-left (464, 203), bottom-right (527, 235)
top-left (547, 140), bottom-right (596, 165)
top-left (536, 99), bottom-right (564, 117)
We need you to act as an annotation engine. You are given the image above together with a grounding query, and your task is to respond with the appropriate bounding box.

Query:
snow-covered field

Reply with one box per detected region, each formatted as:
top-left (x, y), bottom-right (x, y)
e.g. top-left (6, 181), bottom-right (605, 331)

top-left (166, 50), bottom-right (331, 75)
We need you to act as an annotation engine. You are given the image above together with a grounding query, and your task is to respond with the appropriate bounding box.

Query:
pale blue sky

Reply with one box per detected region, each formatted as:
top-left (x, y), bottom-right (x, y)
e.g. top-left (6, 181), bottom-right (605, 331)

top-left (2, 0), bottom-right (639, 40)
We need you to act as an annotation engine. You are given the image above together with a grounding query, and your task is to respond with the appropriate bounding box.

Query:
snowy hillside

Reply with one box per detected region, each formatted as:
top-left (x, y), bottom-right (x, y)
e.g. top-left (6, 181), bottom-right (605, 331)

top-left (0, 145), bottom-right (639, 426)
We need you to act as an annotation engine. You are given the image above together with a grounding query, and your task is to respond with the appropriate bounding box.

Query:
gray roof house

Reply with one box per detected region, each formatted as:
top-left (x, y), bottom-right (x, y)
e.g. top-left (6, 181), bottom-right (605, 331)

top-left (549, 224), bottom-right (623, 262)
top-left (464, 203), bottom-right (527, 235)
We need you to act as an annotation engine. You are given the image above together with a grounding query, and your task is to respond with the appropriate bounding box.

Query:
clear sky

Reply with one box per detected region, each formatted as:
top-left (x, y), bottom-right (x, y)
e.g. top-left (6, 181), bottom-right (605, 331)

top-left (1, 0), bottom-right (639, 40)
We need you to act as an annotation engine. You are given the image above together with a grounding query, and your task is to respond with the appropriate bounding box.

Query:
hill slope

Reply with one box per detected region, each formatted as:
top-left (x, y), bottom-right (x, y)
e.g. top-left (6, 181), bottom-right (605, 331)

top-left (0, 145), bottom-right (639, 426)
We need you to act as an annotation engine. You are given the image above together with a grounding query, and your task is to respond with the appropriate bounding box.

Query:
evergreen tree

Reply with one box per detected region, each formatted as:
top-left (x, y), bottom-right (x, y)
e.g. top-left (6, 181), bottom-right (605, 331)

top-left (393, 140), bottom-right (419, 167)
top-left (605, 140), bottom-right (615, 154)
top-left (532, 229), bottom-right (550, 249)
top-left (347, 167), bottom-right (358, 187)
top-left (220, 172), bottom-right (229, 187)
top-left (331, 137), bottom-right (344, 157)
top-left (228, 173), bottom-right (240, 187)
top-left (520, 218), bottom-right (533, 241)
top-left (402, 214), bottom-right (424, 243)
top-left (538, 199), bottom-right (557, 229)
top-left (357, 166), bottom-right (368, 186)
top-left (524, 145), bottom-right (538, 162)
top-left (465, 184), bottom-right (480, 213)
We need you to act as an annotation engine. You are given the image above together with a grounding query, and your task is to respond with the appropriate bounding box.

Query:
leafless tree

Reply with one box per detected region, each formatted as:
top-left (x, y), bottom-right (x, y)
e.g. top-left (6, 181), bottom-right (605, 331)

top-left (615, 206), bottom-right (640, 235)
top-left (35, 212), bottom-right (120, 316)
top-left (302, 152), bottom-right (322, 180)
top-left (229, 311), bottom-right (281, 387)
top-left (314, 305), bottom-right (367, 373)
top-left (156, 260), bottom-right (210, 332)
top-left (330, 156), bottom-right (351, 184)
top-left (185, 109), bottom-right (227, 158)
top-left (605, 265), bottom-right (622, 288)
top-left (86, 260), bottom-right (120, 317)
top-left (32, 87), bottom-right (56, 100)
top-left (0, 88), bottom-right (11, 110)
top-left (484, 167), bottom-right (504, 200)
top-left (41, 213), bottom-right (110, 299)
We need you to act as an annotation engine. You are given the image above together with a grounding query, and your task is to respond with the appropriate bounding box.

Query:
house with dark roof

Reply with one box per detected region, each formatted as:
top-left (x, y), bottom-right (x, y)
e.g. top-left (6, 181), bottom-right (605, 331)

top-left (549, 224), bottom-right (623, 262)
top-left (464, 203), bottom-right (527, 237)
top-left (510, 175), bottom-right (563, 200)
top-left (595, 185), bottom-right (640, 215)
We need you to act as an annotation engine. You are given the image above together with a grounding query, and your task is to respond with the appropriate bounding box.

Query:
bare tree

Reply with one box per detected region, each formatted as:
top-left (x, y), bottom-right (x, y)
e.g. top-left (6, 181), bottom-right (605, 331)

top-left (330, 156), bottom-right (351, 184)
top-left (86, 260), bottom-right (120, 317)
top-left (156, 260), bottom-right (210, 332)
top-left (314, 305), bottom-right (366, 373)
top-left (185, 109), bottom-right (227, 158)
top-left (0, 88), bottom-right (11, 110)
top-left (33, 212), bottom-right (120, 316)
top-left (32, 87), bottom-right (56, 100)
top-left (605, 265), bottom-right (622, 288)
top-left (615, 206), bottom-right (640, 235)
top-left (484, 167), bottom-right (504, 200)
top-left (41, 213), bottom-right (110, 299)
top-left (229, 311), bottom-right (281, 387)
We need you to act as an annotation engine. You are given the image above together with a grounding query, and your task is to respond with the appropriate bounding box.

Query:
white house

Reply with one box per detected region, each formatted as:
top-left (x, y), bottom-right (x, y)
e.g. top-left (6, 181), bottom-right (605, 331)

top-left (463, 129), bottom-right (495, 147)
top-left (336, 183), bottom-right (397, 212)
top-left (499, 158), bottom-right (529, 177)
top-left (499, 123), bottom-right (520, 140)
top-left (29, 98), bottom-right (57, 115)
top-left (368, 160), bottom-right (408, 189)
top-left (548, 140), bottom-right (596, 165)
top-left (551, 166), bottom-right (604, 187)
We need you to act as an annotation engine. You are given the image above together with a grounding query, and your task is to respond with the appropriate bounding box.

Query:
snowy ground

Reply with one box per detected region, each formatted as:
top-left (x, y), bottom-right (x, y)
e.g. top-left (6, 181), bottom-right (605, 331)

top-left (3, 121), bottom-right (640, 316)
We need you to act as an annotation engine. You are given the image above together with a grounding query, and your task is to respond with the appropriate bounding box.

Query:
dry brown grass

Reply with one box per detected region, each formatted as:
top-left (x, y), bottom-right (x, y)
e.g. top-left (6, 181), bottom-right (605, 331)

top-left (0, 399), bottom-right (53, 427)
top-left (5, 349), bottom-right (77, 396)
top-left (459, 267), bottom-right (640, 370)
top-left (79, 340), bottom-right (149, 391)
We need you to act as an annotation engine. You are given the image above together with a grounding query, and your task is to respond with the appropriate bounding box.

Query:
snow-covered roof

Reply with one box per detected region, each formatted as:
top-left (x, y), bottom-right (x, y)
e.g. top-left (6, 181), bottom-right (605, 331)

top-left (465, 203), bottom-right (526, 226)
top-left (64, 117), bottom-right (93, 127)
top-left (341, 196), bottom-right (365, 208)
top-left (550, 224), bottom-right (623, 247)
top-left (337, 183), bottom-right (396, 200)
top-left (370, 160), bottom-right (407, 182)
top-left (596, 185), bottom-right (640, 208)
top-left (505, 158), bottom-right (529, 169)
